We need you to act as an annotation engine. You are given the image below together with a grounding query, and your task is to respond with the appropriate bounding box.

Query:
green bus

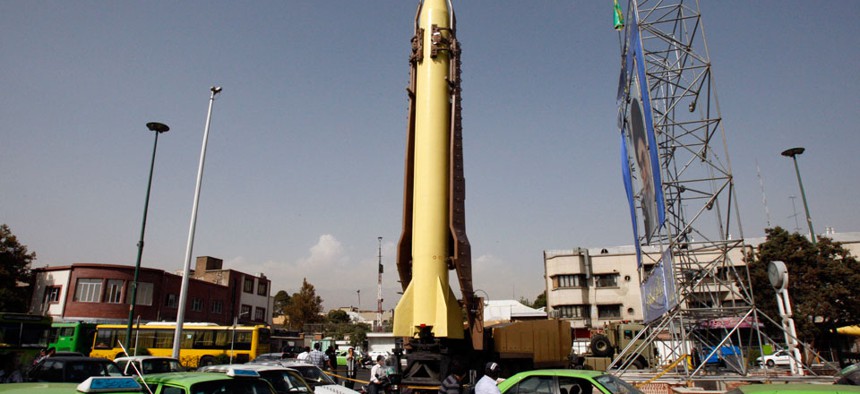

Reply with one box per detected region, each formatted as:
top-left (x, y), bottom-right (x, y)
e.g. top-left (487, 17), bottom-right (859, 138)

top-left (0, 313), bottom-right (52, 376)
top-left (48, 321), bottom-right (97, 355)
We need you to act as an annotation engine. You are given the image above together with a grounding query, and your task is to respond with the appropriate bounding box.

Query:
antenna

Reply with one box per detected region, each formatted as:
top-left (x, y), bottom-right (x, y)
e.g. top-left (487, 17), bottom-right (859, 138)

top-left (789, 196), bottom-right (801, 233)
top-left (756, 161), bottom-right (771, 227)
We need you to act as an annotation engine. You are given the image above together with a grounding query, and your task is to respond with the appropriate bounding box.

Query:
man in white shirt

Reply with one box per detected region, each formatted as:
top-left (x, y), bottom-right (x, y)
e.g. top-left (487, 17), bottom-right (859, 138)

top-left (297, 346), bottom-right (311, 362)
top-left (368, 355), bottom-right (387, 394)
top-left (475, 362), bottom-right (501, 394)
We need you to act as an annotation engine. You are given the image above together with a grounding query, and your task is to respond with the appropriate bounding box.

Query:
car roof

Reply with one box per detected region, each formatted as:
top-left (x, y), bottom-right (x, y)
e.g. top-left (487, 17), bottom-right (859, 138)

top-left (199, 364), bottom-right (297, 373)
top-left (506, 369), bottom-right (606, 379)
top-left (0, 383), bottom-right (80, 394)
top-left (114, 356), bottom-right (179, 362)
top-left (733, 383), bottom-right (860, 393)
top-left (43, 356), bottom-right (116, 363)
top-left (141, 371), bottom-right (234, 386)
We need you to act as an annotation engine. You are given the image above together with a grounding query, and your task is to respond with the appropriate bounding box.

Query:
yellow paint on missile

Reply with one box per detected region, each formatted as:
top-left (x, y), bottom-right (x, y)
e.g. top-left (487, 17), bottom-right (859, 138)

top-left (394, 0), bottom-right (464, 340)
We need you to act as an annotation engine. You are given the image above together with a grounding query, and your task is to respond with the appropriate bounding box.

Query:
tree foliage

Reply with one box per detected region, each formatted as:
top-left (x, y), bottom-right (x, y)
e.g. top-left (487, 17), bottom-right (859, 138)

top-left (746, 227), bottom-right (860, 344)
top-left (327, 309), bottom-right (350, 324)
top-left (533, 291), bottom-right (547, 309)
top-left (273, 290), bottom-right (290, 318)
top-left (0, 224), bottom-right (36, 312)
top-left (283, 278), bottom-right (324, 330)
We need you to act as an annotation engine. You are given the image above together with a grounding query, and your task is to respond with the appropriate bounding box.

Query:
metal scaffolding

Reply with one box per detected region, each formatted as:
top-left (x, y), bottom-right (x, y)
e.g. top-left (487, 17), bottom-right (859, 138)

top-left (615, 0), bottom-right (758, 380)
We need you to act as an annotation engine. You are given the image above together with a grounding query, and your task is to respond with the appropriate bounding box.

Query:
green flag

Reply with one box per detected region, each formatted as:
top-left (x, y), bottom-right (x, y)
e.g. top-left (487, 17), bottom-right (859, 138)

top-left (614, 0), bottom-right (625, 30)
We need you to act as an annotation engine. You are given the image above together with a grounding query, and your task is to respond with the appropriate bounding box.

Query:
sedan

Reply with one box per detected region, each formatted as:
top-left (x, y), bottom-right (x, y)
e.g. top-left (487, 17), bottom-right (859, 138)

top-left (497, 369), bottom-right (644, 394)
top-left (26, 356), bottom-right (123, 383)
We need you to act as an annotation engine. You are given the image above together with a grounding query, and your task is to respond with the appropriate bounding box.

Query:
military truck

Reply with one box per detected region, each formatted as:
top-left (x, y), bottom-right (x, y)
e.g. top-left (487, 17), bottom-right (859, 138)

top-left (571, 322), bottom-right (658, 371)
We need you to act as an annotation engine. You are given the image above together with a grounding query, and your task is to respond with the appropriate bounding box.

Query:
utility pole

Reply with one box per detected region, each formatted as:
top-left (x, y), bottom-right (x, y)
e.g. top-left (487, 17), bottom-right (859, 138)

top-left (376, 237), bottom-right (383, 331)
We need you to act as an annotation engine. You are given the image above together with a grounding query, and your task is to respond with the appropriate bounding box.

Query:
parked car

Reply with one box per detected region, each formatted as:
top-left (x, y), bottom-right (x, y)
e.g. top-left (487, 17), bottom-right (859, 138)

top-left (198, 363), bottom-right (313, 394)
top-left (113, 356), bottom-right (184, 375)
top-left (139, 369), bottom-right (276, 394)
top-left (497, 369), bottom-right (644, 394)
top-left (726, 383), bottom-right (860, 393)
top-left (250, 361), bottom-right (359, 394)
top-left (253, 353), bottom-right (293, 363)
top-left (0, 376), bottom-right (143, 394)
top-left (755, 350), bottom-right (794, 368)
top-left (26, 356), bottom-right (123, 383)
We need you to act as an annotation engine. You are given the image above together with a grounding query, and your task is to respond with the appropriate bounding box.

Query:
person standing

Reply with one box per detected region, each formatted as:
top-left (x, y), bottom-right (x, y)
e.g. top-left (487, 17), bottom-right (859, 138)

top-left (439, 357), bottom-right (467, 394)
top-left (344, 347), bottom-right (357, 389)
top-left (368, 355), bottom-right (387, 394)
top-left (308, 342), bottom-right (329, 371)
top-left (474, 362), bottom-right (501, 394)
top-left (297, 346), bottom-right (311, 362)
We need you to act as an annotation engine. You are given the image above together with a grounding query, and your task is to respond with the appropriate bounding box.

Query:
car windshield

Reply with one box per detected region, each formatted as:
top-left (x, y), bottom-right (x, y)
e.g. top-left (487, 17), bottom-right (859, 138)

top-left (190, 379), bottom-right (274, 394)
top-left (291, 366), bottom-right (336, 386)
top-left (594, 374), bottom-right (644, 394)
top-left (259, 371), bottom-right (313, 394)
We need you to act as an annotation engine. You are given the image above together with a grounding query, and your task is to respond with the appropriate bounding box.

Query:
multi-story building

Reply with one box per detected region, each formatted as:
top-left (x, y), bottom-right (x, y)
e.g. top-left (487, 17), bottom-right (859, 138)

top-left (191, 256), bottom-right (272, 325)
top-left (29, 256), bottom-right (273, 326)
top-left (544, 231), bottom-right (860, 337)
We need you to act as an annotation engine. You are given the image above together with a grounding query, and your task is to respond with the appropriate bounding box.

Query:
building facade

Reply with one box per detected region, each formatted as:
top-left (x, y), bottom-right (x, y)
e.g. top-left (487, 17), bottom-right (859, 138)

top-left (29, 256), bottom-right (273, 326)
top-left (544, 231), bottom-right (860, 337)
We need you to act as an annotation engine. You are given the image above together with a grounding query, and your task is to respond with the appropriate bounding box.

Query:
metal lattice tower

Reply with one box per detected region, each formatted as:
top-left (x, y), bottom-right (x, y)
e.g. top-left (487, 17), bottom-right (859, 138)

top-left (615, 0), bottom-right (760, 379)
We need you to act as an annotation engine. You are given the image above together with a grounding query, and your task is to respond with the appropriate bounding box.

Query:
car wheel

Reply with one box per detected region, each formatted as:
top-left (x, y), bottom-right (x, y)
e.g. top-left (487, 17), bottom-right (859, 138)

top-left (766, 359), bottom-right (775, 368)
top-left (590, 334), bottom-right (614, 357)
top-left (199, 356), bottom-right (216, 367)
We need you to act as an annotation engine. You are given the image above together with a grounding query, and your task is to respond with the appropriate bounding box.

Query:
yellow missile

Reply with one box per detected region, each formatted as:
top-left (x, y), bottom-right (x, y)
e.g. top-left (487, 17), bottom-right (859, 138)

top-left (394, 0), bottom-right (466, 340)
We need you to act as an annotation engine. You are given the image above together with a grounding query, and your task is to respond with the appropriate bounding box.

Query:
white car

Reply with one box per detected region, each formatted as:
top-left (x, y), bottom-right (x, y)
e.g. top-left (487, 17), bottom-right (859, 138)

top-left (756, 349), bottom-right (793, 368)
top-left (113, 355), bottom-right (185, 375)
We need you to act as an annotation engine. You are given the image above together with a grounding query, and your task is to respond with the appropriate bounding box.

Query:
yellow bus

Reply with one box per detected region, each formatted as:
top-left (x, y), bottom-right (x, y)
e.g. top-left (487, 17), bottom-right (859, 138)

top-left (89, 322), bottom-right (270, 368)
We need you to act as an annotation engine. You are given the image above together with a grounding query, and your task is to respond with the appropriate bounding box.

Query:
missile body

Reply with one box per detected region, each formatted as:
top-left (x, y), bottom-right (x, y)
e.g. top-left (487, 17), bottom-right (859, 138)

top-left (394, 0), bottom-right (469, 341)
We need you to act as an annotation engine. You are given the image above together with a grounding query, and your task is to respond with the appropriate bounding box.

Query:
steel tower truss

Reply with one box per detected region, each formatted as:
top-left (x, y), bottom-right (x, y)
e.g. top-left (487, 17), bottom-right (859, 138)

top-left (615, 0), bottom-right (757, 379)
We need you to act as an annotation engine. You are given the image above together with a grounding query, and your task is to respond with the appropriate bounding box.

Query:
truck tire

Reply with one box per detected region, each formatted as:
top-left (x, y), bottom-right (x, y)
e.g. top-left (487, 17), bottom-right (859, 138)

top-left (590, 334), bottom-right (614, 357)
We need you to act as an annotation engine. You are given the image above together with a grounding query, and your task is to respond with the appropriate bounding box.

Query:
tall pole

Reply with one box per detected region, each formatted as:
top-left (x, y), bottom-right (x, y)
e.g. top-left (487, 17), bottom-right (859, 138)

top-left (781, 147), bottom-right (816, 244)
top-left (126, 122), bottom-right (169, 350)
top-left (376, 237), bottom-right (383, 331)
top-left (173, 86), bottom-right (222, 358)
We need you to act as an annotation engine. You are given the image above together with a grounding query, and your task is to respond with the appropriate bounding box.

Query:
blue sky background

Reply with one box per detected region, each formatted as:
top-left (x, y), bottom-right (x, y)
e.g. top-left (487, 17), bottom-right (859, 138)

top-left (3, 1), bottom-right (859, 311)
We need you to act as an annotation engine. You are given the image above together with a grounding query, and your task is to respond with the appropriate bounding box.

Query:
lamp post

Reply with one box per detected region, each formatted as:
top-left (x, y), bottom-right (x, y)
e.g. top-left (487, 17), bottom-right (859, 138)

top-left (230, 310), bottom-right (250, 364)
top-left (173, 86), bottom-right (222, 359)
top-left (125, 122), bottom-right (170, 351)
top-left (781, 147), bottom-right (816, 244)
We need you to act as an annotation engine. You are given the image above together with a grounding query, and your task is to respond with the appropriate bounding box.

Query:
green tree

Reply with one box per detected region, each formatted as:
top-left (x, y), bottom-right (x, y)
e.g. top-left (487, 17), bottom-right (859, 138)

top-left (273, 290), bottom-right (291, 317)
top-left (284, 278), bottom-right (324, 330)
top-left (327, 309), bottom-right (350, 324)
top-left (746, 227), bottom-right (860, 345)
top-left (0, 224), bottom-right (36, 312)
top-left (533, 290), bottom-right (547, 309)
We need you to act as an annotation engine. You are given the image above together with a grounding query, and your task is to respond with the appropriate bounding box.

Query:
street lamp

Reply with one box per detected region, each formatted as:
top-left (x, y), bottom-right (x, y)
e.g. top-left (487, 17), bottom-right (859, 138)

top-left (781, 147), bottom-right (816, 244)
top-left (230, 310), bottom-right (251, 364)
top-left (126, 122), bottom-right (170, 351)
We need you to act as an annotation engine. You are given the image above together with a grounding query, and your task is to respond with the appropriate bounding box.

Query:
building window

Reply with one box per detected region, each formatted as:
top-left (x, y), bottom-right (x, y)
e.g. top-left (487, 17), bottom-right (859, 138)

top-left (191, 298), bottom-right (204, 312)
top-left (74, 279), bottom-right (102, 303)
top-left (135, 282), bottom-right (154, 306)
top-left (595, 274), bottom-right (619, 288)
top-left (597, 304), bottom-right (622, 319)
top-left (105, 279), bottom-right (124, 304)
top-left (254, 307), bottom-right (265, 321)
top-left (554, 274), bottom-right (587, 289)
top-left (43, 286), bottom-right (61, 304)
top-left (165, 294), bottom-right (178, 308)
top-left (211, 300), bottom-right (223, 314)
top-left (240, 304), bottom-right (252, 320)
top-left (257, 281), bottom-right (268, 296)
top-left (243, 277), bottom-right (254, 293)
top-left (556, 304), bottom-right (589, 319)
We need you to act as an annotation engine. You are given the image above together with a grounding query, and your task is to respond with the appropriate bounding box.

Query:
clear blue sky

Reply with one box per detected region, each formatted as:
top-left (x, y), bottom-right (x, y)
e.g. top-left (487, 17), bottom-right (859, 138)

top-left (3, 1), bottom-right (859, 311)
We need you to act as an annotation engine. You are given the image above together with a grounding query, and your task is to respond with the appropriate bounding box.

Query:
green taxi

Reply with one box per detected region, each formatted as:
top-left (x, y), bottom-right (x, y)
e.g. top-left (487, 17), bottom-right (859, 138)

top-left (139, 369), bottom-right (276, 394)
top-left (0, 376), bottom-right (143, 394)
top-left (497, 369), bottom-right (643, 394)
top-left (726, 383), bottom-right (860, 394)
